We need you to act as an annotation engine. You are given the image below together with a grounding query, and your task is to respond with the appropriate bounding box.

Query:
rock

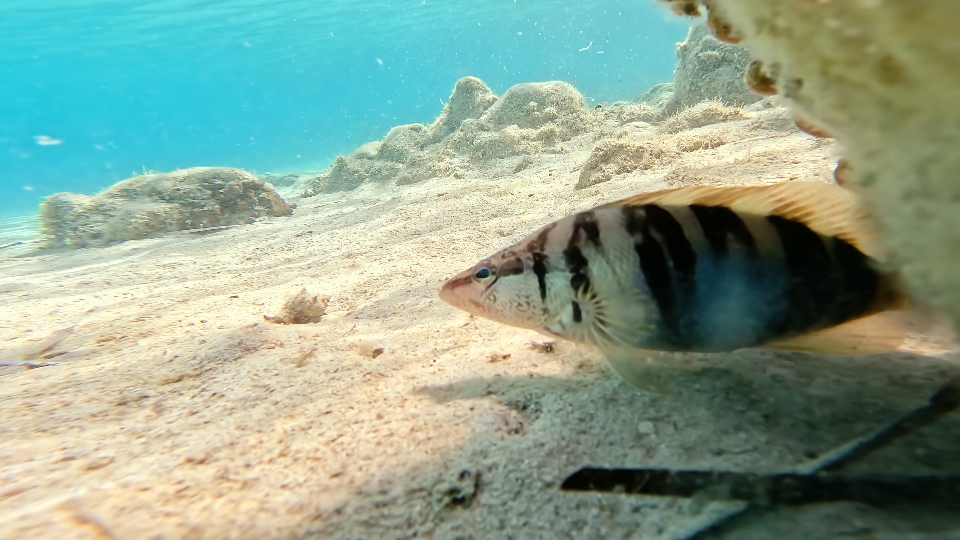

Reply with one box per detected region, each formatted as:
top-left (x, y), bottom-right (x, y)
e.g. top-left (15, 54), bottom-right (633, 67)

top-left (257, 172), bottom-right (301, 188)
top-left (576, 140), bottom-right (678, 189)
top-left (665, 23), bottom-right (762, 112)
top-left (40, 167), bottom-right (295, 249)
top-left (427, 76), bottom-right (498, 144)
top-left (446, 80), bottom-right (595, 163)
top-left (636, 82), bottom-right (676, 108)
top-left (377, 124), bottom-right (430, 163)
top-left (308, 154), bottom-right (404, 194)
top-left (482, 81), bottom-right (595, 137)
top-left (300, 78), bottom-right (596, 195)
top-left (657, 100), bottom-right (747, 135)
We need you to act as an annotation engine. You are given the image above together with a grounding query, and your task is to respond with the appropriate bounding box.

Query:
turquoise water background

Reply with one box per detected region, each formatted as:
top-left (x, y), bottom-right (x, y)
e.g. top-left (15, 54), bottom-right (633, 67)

top-left (0, 0), bottom-right (691, 218)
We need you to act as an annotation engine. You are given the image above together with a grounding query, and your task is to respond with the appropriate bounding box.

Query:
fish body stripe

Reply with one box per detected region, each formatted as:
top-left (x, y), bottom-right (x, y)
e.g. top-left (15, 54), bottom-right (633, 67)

top-left (765, 214), bottom-right (881, 338)
top-left (499, 257), bottom-right (524, 277)
top-left (621, 206), bottom-right (681, 340)
top-left (574, 211), bottom-right (602, 248)
top-left (564, 245), bottom-right (591, 294)
top-left (766, 214), bottom-right (833, 337)
top-left (830, 237), bottom-right (883, 317)
top-left (689, 205), bottom-right (759, 257)
top-left (527, 223), bottom-right (557, 253)
top-left (636, 229), bottom-right (677, 329)
top-left (531, 252), bottom-right (549, 301)
top-left (565, 211), bottom-right (601, 296)
top-left (644, 205), bottom-right (698, 283)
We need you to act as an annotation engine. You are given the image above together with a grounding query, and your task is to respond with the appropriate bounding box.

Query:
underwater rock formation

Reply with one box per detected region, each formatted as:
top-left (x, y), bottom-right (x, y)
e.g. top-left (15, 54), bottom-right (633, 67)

top-left (657, 0), bottom-right (960, 328)
top-left (257, 172), bottom-right (302, 188)
top-left (656, 99), bottom-right (747, 135)
top-left (299, 78), bottom-right (595, 196)
top-left (377, 123), bottom-right (431, 163)
top-left (307, 149), bottom-right (404, 194)
top-left (636, 82), bottom-right (675, 108)
top-left (425, 76), bottom-right (498, 144)
top-left (665, 23), bottom-right (762, 112)
top-left (577, 140), bottom-right (677, 189)
top-left (40, 167), bottom-right (295, 248)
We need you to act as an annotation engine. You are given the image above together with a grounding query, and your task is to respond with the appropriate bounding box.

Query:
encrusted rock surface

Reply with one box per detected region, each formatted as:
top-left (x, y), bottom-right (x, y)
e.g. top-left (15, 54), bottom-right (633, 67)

top-left (665, 23), bottom-right (762, 112)
top-left (40, 167), bottom-right (295, 248)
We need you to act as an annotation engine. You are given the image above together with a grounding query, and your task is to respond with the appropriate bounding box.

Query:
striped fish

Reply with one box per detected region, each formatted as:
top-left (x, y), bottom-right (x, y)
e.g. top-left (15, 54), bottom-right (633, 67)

top-left (439, 181), bottom-right (911, 391)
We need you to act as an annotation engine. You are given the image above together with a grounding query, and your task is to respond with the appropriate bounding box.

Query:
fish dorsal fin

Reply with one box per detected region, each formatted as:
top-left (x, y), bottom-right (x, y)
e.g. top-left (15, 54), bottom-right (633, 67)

top-left (603, 181), bottom-right (882, 259)
top-left (760, 311), bottom-right (910, 355)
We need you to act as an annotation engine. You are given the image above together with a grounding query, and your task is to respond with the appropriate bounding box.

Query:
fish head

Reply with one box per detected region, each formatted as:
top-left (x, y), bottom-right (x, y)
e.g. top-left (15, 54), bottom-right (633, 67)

top-left (439, 247), bottom-right (552, 330)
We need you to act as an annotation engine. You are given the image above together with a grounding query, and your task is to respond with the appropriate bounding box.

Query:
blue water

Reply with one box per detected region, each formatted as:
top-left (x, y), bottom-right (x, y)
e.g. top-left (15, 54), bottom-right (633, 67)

top-left (0, 0), bottom-right (691, 218)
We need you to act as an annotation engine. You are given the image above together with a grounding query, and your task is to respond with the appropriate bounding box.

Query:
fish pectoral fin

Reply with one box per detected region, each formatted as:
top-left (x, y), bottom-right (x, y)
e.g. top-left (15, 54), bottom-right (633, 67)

top-left (564, 284), bottom-right (668, 393)
top-left (599, 346), bottom-right (669, 394)
top-left (760, 311), bottom-right (912, 356)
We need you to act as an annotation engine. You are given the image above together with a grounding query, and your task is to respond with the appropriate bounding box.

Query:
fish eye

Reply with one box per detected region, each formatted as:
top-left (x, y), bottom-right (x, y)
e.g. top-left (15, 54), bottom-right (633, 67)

top-left (473, 267), bottom-right (492, 281)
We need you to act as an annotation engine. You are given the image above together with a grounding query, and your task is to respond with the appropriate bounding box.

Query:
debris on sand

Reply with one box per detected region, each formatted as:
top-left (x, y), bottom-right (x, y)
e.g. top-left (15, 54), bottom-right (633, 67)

top-left (263, 288), bottom-right (329, 325)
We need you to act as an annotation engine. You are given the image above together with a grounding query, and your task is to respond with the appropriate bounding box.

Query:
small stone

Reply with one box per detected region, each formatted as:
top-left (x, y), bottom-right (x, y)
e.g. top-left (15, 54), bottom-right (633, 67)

top-left (637, 421), bottom-right (657, 437)
top-left (82, 456), bottom-right (114, 471)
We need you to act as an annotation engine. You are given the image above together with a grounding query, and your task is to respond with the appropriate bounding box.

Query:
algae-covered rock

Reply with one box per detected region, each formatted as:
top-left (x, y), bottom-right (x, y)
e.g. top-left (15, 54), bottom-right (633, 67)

top-left (665, 23), bottom-right (761, 112)
top-left (377, 124), bottom-right (430, 163)
top-left (445, 81), bottom-right (594, 162)
top-left (636, 82), bottom-right (676, 108)
top-left (482, 81), bottom-right (595, 137)
top-left (306, 154), bottom-right (404, 195)
top-left (40, 167), bottom-right (295, 248)
top-left (576, 140), bottom-right (678, 189)
top-left (257, 172), bottom-right (301, 188)
top-left (301, 78), bottom-right (596, 195)
top-left (264, 288), bottom-right (329, 325)
top-left (657, 100), bottom-right (747, 135)
top-left (427, 76), bottom-right (498, 144)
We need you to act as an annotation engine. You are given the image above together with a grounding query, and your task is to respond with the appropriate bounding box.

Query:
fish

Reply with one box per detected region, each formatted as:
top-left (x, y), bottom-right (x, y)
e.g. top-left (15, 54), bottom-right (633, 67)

top-left (438, 181), bottom-right (913, 391)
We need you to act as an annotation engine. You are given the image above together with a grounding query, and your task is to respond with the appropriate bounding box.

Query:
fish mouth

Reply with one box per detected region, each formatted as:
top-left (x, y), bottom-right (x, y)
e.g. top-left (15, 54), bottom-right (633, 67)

top-left (438, 273), bottom-right (471, 307)
top-left (440, 272), bottom-right (491, 318)
top-left (438, 280), bottom-right (456, 305)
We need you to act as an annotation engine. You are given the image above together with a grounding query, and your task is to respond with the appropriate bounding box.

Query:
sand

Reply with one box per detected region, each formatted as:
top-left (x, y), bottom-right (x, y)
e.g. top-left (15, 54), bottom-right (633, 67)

top-left (2, 88), bottom-right (959, 540)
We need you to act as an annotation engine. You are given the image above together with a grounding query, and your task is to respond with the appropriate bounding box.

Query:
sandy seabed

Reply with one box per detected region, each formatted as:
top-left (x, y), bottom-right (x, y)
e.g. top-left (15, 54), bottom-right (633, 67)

top-left (1, 100), bottom-right (959, 540)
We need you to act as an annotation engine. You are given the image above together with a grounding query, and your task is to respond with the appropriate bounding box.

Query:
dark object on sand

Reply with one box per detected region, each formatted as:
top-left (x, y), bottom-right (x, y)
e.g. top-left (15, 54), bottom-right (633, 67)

top-left (560, 376), bottom-right (960, 537)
